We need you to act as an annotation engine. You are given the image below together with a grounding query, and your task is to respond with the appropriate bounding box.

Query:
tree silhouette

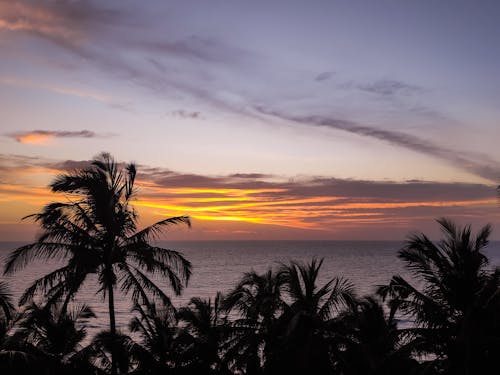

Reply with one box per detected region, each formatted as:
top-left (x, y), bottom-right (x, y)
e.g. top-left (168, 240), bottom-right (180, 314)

top-left (87, 330), bottom-right (139, 374)
top-left (11, 301), bottom-right (96, 375)
top-left (223, 269), bottom-right (285, 374)
top-left (266, 258), bottom-right (355, 375)
top-left (333, 296), bottom-right (419, 375)
top-left (4, 153), bottom-right (192, 375)
top-left (177, 293), bottom-right (230, 375)
top-left (378, 218), bottom-right (500, 374)
top-left (0, 281), bottom-right (33, 374)
top-left (128, 303), bottom-right (180, 374)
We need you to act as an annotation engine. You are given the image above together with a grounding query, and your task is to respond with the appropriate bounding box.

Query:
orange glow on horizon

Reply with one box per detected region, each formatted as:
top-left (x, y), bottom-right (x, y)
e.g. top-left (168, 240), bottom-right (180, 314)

top-left (1, 170), bottom-right (498, 238)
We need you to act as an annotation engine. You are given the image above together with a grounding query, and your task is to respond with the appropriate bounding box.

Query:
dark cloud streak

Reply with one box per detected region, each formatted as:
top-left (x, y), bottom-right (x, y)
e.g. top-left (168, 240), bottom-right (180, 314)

top-left (256, 107), bottom-right (500, 183)
top-left (358, 79), bottom-right (423, 96)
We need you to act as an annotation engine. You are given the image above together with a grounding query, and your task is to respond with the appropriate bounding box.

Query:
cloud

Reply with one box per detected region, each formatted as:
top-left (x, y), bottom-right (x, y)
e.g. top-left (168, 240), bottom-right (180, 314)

top-left (108, 165), bottom-right (500, 232)
top-left (1, 153), bottom-right (498, 239)
top-left (0, 1), bottom-right (259, 119)
top-left (140, 36), bottom-right (250, 65)
top-left (358, 79), bottom-right (423, 96)
top-left (315, 71), bottom-right (335, 82)
top-left (6, 130), bottom-right (108, 145)
top-left (228, 173), bottom-right (272, 179)
top-left (169, 110), bottom-right (202, 119)
top-left (0, 76), bottom-right (132, 110)
top-left (0, 1), bottom-right (121, 47)
top-left (256, 107), bottom-right (500, 183)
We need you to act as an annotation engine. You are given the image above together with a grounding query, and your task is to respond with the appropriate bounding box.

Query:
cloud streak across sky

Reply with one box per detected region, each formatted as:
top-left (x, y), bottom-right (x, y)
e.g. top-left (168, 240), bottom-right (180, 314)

top-left (0, 154), bottom-right (498, 240)
top-left (6, 130), bottom-right (110, 145)
top-left (257, 108), bottom-right (500, 183)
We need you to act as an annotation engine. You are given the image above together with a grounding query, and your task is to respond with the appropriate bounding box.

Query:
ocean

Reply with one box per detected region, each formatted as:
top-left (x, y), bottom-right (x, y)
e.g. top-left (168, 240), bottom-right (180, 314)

top-left (1, 240), bottom-right (499, 335)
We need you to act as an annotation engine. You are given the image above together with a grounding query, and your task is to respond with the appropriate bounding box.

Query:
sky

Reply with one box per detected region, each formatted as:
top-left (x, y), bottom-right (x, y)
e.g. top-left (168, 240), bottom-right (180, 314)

top-left (1, 0), bottom-right (500, 241)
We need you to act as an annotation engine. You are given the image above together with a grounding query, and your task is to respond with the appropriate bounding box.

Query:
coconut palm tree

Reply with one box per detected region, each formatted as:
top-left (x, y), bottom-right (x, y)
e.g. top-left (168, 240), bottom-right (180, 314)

top-left (128, 302), bottom-right (180, 374)
top-left (223, 269), bottom-right (285, 374)
top-left (10, 301), bottom-right (96, 375)
top-left (266, 258), bottom-right (355, 375)
top-left (378, 218), bottom-right (500, 375)
top-left (332, 296), bottom-right (419, 375)
top-left (3, 153), bottom-right (192, 374)
top-left (177, 293), bottom-right (230, 375)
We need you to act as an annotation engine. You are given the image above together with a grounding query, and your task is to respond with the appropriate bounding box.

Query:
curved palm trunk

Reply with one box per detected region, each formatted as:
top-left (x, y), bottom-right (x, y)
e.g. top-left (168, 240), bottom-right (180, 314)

top-left (107, 277), bottom-right (118, 375)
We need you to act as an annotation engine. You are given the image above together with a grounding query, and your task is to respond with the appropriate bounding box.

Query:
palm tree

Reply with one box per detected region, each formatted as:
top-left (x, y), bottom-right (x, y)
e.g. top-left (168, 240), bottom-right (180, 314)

top-left (378, 218), bottom-right (500, 374)
top-left (177, 293), bottom-right (230, 375)
top-left (3, 153), bottom-right (192, 374)
top-left (266, 258), bottom-right (355, 375)
top-left (223, 269), bottom-right (284, 374)
top-left (0, 281), bottom-right (32, 374)
top-left (11, 301), bottom-right (96, 375)
top-left (128, 303), bottom-right (180, 374)
top-left (333, 296), bottom-right (419, 375)
top-left (88, 330), bottom-right (139, 375)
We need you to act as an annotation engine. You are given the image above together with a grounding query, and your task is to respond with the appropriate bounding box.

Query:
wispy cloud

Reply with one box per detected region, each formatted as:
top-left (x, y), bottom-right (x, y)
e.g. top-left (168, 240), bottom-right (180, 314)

top-left (256, 107), bottom-right (500, 183)
top-left (0, 76), bottom-right (122, 106)
top-left (5, 130), bottom-right (109, 145)
top-left (0, 1), bottom-right (120, 47)
top-left (358, 79), bottom-right (423, 96)
top-left (0, 0), bottom-right (260, 119)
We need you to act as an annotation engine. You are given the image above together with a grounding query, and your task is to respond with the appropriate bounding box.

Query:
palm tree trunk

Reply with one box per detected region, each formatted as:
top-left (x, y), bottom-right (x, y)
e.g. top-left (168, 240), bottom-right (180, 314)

top-left (108, 281), bottom-right (118, 375)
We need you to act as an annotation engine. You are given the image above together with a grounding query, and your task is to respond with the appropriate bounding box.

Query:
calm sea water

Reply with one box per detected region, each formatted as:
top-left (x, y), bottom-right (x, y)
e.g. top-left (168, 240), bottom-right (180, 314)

top-left (1, 240), bottom-right (499, 335)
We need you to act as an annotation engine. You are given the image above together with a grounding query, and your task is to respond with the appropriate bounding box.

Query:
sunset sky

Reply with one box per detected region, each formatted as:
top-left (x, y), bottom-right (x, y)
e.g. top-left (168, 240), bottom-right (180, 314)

top-left (1, 0), bottom-right (500, 240)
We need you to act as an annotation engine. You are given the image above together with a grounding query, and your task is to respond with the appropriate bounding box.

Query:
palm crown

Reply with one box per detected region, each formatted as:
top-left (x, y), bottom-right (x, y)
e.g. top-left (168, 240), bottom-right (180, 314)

top-left (3, 153), bottom-right (192, 374)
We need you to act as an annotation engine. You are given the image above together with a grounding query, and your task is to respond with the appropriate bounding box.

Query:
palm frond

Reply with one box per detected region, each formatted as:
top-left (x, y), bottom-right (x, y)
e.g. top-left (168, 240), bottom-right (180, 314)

top-left (0, 281), bottom-right (14, 321)
top-left (128, 215), bottom-right (191, 242)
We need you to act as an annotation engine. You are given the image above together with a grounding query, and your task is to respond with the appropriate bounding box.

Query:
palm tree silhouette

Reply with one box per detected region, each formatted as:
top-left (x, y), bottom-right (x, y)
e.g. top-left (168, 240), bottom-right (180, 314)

top-left (378, 218), bottom-right (500, 374)
top-left (3, 153), bottom-right (192, 374)
top-left (177, 293), bottom-right (230, 375)
top-left (333, 296), bottom-right (418, 375)
top-left (128, 302), bottom-right (180, 374)
top-left (0, 281), bottom-right (31, 373)
top-left (266, 258), bottom-right (355, 375)
top-left (223, 269), bottom-right (284, 374)
top-left (11, 301), bottom-right (96, 374)
top-left (88, 329), bottom-right (139, 374)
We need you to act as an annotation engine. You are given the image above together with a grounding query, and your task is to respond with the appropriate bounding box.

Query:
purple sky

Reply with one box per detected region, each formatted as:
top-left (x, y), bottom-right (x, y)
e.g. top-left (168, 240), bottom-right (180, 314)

top-left (0, 1), bottom-right (499, 240)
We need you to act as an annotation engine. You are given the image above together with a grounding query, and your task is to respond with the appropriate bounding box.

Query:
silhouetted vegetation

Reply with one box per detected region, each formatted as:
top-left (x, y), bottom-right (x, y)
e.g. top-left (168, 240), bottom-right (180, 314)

top-left (1, 155), bottom-right (499, 374)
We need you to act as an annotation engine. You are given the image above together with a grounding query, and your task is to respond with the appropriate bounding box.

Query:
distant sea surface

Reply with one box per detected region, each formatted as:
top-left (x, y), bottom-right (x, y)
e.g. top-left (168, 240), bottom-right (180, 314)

top-left (1, 240), bottom-right (499, 334)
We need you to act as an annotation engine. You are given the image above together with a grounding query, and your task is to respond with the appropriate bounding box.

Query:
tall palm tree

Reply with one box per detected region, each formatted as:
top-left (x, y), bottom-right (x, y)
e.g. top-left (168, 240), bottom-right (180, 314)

top-left (266, 258), bottom-right (355, 375)
top-left (378, 218), bottom-right (500, 375)
top-left (3, 153), bottom-right (192, 374)
top-left (223, 269), bottom-right (284, 374)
